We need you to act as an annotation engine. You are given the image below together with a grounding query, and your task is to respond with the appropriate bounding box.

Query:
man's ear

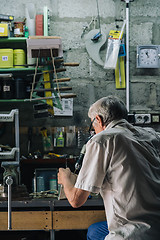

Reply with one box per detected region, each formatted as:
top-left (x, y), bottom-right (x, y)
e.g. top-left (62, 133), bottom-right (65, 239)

top-left (96, 115), bottom-right (104, 128)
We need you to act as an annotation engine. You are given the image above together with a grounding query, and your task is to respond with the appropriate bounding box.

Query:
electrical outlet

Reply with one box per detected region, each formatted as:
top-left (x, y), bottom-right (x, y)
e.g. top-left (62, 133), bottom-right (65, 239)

top-left (135, 114), bottom-right (151, 124)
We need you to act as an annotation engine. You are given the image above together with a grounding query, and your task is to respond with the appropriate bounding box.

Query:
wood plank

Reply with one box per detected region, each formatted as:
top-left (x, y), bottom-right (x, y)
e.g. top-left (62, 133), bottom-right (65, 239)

top-left (29, 36), bottom-right (61, 39)
top-left (53, 210), bottom-right (106, 230)
top-left (0, 211), bottom-right (52, 230)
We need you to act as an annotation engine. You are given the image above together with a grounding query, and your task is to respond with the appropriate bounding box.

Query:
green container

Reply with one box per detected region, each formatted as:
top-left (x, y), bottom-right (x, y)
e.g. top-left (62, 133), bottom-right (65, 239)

top-left (13, 49), bottom-right (25, 68)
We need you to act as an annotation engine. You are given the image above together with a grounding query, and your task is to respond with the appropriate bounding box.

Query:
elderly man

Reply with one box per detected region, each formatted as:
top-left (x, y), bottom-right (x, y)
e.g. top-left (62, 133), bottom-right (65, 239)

top-left (58, 95), bottom-right (160, 240)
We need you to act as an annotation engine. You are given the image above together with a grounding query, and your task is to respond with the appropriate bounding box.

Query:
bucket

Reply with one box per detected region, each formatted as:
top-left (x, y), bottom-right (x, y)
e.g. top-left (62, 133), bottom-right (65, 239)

top-left (13, 49), bottom-right (26, 68)
top-left (14, 22), bottom-right (25, 37)
top-left (0, 49), bottom-right (13, 68)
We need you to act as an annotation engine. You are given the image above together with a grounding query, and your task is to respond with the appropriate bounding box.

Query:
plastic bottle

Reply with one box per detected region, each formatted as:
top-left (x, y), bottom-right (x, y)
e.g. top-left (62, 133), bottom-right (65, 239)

top-left (24, 26), bottom-right (29, 38)
top-left (57, 131), bottom-right (64, 147)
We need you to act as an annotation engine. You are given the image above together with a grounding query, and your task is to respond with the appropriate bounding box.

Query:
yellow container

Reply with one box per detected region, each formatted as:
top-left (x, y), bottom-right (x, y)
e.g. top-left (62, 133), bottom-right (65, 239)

top-left (13, 49), bottom-right (26, 68)
top-left (0, 23), bottom-right (9, 37)
top-left (0, 49), bottom-right (13, 68)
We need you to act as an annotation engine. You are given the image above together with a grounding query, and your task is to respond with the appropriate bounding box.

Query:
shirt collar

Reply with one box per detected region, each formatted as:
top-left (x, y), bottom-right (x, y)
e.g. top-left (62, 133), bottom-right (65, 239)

top-left (105, 119), bottom-right (127, 130)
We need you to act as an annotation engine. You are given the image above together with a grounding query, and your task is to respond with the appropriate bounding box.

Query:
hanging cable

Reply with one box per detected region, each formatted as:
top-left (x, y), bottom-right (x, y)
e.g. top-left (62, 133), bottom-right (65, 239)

top-left (30, 49), bottom-right (40, 100)
top-left (50, 49), bottom-right (61, 100)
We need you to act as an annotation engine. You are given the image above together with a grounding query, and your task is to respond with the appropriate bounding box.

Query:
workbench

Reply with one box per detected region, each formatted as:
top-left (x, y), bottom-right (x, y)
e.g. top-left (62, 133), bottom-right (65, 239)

top-left (0, 197), bottom-right (106, 240)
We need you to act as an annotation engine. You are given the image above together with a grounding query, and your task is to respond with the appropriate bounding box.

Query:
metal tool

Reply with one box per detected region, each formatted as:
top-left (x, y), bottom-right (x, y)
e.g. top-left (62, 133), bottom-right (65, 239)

top-left (75, 135), bottom-right (93, 172)
top-left (27, 127), bottom-right (32, 155)
top-left (91, 0), bottom-right (102, 42)
top-left (6, 175), bottom-right (13, 230)
top-left (91, 31), bottom-right (102, 42)
top-left (84, 0), bottom-right (106, 66)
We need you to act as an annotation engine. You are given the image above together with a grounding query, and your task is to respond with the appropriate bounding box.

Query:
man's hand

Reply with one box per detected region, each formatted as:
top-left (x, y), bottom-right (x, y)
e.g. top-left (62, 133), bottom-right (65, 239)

top-left (58, 168), bottom-right (72, 185)
top-left (58, 167), bottom-right (90, 208)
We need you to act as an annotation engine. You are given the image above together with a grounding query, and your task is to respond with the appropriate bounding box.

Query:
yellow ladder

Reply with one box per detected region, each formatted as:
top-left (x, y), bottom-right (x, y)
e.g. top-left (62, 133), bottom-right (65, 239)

top-left (43, 70), bottom-right (54, 116)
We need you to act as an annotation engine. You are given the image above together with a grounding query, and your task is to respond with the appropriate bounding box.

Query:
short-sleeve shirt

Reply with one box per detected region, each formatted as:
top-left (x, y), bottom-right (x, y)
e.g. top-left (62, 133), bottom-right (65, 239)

top-left (75, 119), bottom-right (160, 239)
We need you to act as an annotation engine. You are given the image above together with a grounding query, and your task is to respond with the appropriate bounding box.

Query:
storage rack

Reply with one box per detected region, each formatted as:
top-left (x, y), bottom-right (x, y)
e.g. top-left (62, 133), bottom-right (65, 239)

top-left (0, 109), bottom-right (19, 162)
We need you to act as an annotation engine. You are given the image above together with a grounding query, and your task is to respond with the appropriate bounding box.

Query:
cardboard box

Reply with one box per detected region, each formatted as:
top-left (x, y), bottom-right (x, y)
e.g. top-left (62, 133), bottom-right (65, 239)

top-left (27, 36), bottom-right (63, 58)
top-left (36, 15), bottom-right (43, 36)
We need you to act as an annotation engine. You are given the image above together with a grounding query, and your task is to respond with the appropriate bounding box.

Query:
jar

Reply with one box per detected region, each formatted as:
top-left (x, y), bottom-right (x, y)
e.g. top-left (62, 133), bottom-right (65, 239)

top-left (14, 22), bottom-right (25, 37)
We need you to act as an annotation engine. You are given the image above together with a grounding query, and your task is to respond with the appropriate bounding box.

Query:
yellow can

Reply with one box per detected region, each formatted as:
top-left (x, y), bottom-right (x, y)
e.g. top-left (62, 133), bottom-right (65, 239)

top-left (0, 49), bottom-right (13, 68)
top-left (13, 49), bottom-right (26, 68)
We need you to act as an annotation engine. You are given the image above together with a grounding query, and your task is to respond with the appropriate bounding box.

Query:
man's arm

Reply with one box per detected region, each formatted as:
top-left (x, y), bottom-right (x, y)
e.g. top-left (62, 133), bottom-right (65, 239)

top-left (58, 168), bottom-right (90, 208)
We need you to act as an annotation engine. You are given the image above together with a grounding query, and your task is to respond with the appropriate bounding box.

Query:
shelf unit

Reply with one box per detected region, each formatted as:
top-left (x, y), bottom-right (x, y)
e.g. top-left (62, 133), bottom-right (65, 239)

top-left (0, 37), bottom-right (27, 62)
top-left (0, 37), bottom-right (38, 101)
top-left (0, 109), bottom-right (19, 161)
top-left (0, 37), bottom-right (33, 71)
top-left (0, 37), bottom-right (27, 43)
top-left (0, 67), bottom-right (35, 72)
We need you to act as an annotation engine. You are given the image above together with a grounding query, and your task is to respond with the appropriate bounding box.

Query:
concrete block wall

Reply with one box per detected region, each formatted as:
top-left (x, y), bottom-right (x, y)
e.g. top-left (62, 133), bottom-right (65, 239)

top-left (50, 0), bottom-right (160, 115)
top-left (1, 0), bottom-right (160, 154)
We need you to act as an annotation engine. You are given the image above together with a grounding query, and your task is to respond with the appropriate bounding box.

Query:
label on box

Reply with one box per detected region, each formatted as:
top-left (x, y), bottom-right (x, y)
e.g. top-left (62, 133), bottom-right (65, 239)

top-left (14, 28), bottom-right (21, 34)
top-left (0, 23), bottom-right (9, 36)
top-left (54, 96), bottom-right (73, 116)
top-left (2, 56), bottom-right (8, 61)
top-left (108, 30), bottom-right (123, 40)
top-left (0, 27), bottom-right (4, 33)
top-left (3, 86), bottom-right (10, 92)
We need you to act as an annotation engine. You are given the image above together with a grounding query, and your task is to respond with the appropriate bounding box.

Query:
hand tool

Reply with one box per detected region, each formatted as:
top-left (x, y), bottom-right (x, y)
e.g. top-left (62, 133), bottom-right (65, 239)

top-left (27, 127), bottom-right (32, 156)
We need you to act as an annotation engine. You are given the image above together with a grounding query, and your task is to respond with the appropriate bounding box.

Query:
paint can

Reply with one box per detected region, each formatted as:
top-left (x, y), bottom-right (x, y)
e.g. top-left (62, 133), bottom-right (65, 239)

top-left (0, 49), bottom-right (13, 68)
top-left (13, 49), bottom-right (26, 68)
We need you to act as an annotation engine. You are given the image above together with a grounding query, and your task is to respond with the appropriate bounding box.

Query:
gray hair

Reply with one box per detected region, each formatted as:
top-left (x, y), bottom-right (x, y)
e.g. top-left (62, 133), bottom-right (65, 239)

top-left (88, 96), bottom-right (128, 126)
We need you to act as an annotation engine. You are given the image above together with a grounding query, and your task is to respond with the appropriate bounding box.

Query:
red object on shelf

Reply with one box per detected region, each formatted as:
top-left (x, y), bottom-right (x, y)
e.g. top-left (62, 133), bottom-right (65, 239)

top-left (36, 15), bottom-right (44, 36)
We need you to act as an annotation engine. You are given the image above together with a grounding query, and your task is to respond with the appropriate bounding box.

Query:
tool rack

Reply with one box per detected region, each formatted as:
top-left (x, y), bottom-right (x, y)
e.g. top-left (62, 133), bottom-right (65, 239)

top-left (0, 109), bottom-right (20, 230)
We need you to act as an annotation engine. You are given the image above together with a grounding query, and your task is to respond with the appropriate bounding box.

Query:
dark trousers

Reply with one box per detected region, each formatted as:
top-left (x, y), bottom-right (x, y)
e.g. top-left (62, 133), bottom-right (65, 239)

top-left (87, 221), bottom-right (109, 240)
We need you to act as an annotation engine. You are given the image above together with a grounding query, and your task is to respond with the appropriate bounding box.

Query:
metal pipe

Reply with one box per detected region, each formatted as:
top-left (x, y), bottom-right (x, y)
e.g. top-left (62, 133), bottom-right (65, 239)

top-left (8, 184), bottom-right (12, 230)
top-left (15, 109), bottom-right (20, 163)
top-left (96, 0), bottom-right (101, 32)
top-left (6, 176), bottom-right (13, 230)
top-left (126, 0), bottom-right (130, 112)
